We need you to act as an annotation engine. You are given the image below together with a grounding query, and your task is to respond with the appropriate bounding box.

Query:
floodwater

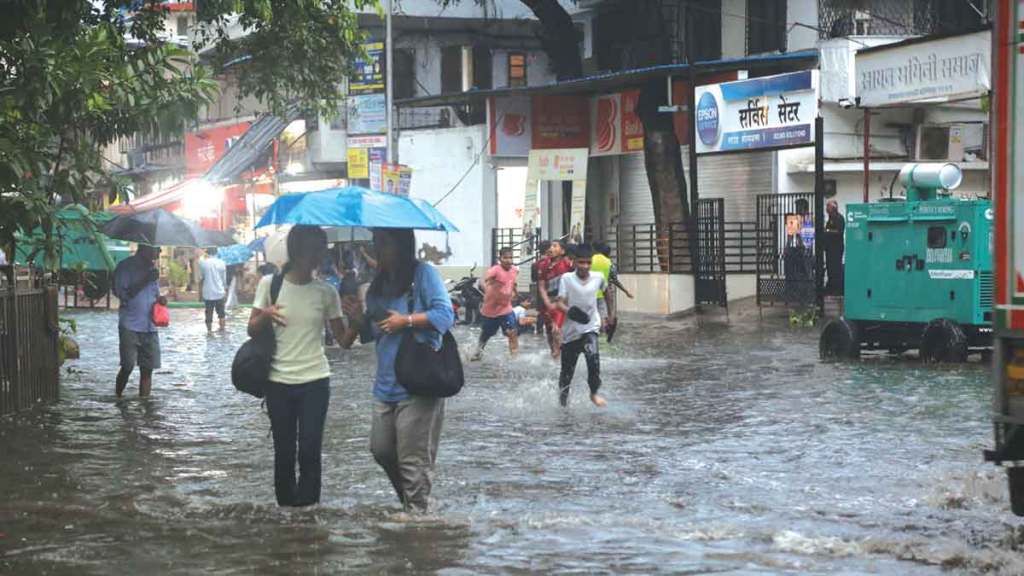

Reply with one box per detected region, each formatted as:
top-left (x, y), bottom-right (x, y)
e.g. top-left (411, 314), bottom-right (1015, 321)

top-left (1, 307), bottom-right (1023, 574)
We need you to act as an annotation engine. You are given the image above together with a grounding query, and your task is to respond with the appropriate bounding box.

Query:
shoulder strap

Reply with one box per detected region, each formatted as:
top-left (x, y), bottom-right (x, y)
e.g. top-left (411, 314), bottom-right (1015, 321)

top-left (270, 274), bottom-right (284, 305)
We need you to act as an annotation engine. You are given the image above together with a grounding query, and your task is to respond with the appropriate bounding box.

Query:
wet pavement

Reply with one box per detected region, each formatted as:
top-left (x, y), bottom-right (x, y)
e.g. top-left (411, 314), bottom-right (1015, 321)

top-left (1, 307), bottom-right (1023, 574)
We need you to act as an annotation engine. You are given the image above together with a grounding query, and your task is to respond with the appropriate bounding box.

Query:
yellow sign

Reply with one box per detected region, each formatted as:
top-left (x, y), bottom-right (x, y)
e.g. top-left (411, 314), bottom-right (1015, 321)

top-left (347, 148), bottom-right (369, 179)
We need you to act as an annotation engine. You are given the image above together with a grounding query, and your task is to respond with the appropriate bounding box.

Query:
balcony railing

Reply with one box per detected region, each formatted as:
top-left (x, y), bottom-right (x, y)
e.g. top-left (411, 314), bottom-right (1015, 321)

top-left (818, 0), bottom-right (989, 40)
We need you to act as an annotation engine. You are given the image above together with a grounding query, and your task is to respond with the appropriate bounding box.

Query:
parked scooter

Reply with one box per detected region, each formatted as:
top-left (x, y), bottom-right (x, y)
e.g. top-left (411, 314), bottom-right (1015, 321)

top-left (449, 264), bottom-right (483, 325)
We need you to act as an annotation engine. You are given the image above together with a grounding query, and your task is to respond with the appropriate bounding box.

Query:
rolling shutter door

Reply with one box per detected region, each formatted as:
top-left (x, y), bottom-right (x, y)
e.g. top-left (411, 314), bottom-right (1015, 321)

top-left (618, 152), bottom-right (654, 225)
top-left (691, 149), bottom-right (774, 223)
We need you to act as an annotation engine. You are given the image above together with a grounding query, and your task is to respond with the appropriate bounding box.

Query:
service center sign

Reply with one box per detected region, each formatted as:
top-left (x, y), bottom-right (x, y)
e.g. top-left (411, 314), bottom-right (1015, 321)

top-left (694, 70), bottom-right (818, 154)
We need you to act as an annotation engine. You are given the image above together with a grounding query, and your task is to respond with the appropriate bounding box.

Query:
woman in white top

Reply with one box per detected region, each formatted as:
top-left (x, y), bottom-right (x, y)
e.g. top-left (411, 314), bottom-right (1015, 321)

top-left (248, 225), bottom-right (346, 507)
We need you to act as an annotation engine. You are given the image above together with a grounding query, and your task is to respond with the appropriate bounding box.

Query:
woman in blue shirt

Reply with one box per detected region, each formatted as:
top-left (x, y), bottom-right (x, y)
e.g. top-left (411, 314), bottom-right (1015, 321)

top-left (341, 228), bottom-right (455, 511)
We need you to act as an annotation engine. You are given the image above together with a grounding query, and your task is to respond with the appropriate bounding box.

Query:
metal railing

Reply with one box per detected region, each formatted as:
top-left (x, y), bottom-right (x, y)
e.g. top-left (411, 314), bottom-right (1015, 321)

top-left (609, 223), bottom-right (693, 274)
top-left (1, 280), bottom-right (60, 417)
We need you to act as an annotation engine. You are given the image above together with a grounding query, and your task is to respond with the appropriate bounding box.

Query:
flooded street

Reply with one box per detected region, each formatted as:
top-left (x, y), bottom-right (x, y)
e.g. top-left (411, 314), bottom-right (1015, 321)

top-left (2, 307), bottom-right (1022, 574)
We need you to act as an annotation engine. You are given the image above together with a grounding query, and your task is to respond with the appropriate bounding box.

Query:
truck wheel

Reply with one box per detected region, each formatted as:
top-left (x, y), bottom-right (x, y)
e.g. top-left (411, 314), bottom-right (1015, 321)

top-left (819, 318), bottom-right (860, 360)
top-left (1009, 468), bottom-right (1024, 516)
top-left (920, 319), bottom-right (968, 363)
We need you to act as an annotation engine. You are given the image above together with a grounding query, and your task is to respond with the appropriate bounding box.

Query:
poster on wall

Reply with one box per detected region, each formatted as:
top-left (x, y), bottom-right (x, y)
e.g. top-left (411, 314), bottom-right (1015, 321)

top-left (347, 94), bottom-right (387, 135)
top-left (347, 148), bottom-right (369, 179)
top-left (368, 147), bottom-right (387, 191)
top-left (350, 42), bottom-right (385, 94)
top-left (694, 70), bottom-right (819, 154)
top-left (381, 163), bottom-right (412, 196)
top-left (488, 96), bottom-right (532, 157)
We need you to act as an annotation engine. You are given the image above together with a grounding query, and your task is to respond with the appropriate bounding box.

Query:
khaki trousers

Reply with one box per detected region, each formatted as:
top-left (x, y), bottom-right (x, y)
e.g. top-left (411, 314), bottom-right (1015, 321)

top-left (370, 396), bottom-right (445, 510)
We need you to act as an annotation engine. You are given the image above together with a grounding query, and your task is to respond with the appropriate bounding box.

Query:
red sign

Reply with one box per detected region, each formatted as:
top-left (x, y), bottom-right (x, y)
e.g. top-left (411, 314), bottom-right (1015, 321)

top-left (184, 122), bottom-right (252, 176)
top-left (531, 95), bottom-right (589, 149)
top-left (621, 90), bottom-right (644, 152)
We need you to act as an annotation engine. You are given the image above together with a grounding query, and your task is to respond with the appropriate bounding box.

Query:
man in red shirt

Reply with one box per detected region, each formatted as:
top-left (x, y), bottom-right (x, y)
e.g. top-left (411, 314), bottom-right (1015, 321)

top-left (472, 247), bottom-right (519, 360)
top-left (538, 240), bottom-right (574, 359)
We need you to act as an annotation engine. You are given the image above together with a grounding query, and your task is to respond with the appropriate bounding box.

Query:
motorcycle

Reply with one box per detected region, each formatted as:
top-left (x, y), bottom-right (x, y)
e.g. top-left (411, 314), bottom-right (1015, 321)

top-left (449, 264), bottom-right (483, 325)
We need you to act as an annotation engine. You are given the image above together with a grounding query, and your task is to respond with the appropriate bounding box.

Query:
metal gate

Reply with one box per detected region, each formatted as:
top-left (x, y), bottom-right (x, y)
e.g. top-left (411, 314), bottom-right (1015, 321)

top-left (756, 192), bottom-right (819, 308)
top-left (696, 198), bottom-right (727, 307)
top-left (491, 227), bottom-right (541, 267)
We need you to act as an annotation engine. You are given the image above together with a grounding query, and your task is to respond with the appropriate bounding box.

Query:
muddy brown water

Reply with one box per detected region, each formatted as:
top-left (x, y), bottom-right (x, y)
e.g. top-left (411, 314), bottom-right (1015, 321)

top-left (1, 308), bottom-right (1022, 574)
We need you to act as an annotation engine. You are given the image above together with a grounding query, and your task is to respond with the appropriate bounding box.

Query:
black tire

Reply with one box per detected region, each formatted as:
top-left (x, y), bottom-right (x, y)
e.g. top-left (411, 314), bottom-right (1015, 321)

top-left (1009, 467), bottom-right (1024, 516)
top-left (819, 317), bottom-right (860, 360)
top-left (920, 318), bottom-right (968, 363)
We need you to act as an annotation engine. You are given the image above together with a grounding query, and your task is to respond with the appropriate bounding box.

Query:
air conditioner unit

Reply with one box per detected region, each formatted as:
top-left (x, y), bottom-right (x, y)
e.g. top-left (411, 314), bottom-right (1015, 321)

top-left (916, 125), bottom-right (966, 162)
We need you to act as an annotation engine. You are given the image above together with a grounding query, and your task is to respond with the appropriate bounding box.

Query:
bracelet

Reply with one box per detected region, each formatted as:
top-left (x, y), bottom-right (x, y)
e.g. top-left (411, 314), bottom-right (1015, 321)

top-left (407, 315), bottom-right (414, 328)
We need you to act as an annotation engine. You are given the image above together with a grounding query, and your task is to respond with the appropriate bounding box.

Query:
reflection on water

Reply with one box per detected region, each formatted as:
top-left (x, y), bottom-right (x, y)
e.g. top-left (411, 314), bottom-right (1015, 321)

top-left (0, 308), bottom-right (1021, 574)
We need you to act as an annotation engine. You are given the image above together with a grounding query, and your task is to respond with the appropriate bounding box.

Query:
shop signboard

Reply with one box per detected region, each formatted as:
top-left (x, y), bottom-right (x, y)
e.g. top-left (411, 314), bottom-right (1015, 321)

top-left (348, 134), bottom-right (388, 149)
top-left (350, 42), bottom-right (385, 94)
top-left (524, 148), bottom-right (589, 238)
top-left (488, 96), bottom-right (532, 157)
top-left (693, 70), bottom-right (819, 154)
top-left (590, 90), bottom-right (645, 156)
top-left (856, 30), bottom-right (990, 107)
top-left (532, 95), bottom-right (590, 149)
top-left (347, 94), bottom-right (387, 135)
top-left (184, 122), bottom-right (252, 176)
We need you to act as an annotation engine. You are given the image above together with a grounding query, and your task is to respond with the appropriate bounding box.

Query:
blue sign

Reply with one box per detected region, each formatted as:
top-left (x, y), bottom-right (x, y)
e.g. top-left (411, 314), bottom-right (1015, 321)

top-left (696, 92), bottom-right (720, 146)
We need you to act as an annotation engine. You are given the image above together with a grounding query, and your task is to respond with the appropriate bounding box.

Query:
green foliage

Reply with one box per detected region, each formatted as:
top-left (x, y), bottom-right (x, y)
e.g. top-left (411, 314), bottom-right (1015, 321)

top-left (167, 260), bottom-right (188, 290)
top-left (789, 308), bottom-right (819, 328)
top-left (57, 317), bottom-right (79, 365)
top-left (1, 0), bottom-right (377, 265)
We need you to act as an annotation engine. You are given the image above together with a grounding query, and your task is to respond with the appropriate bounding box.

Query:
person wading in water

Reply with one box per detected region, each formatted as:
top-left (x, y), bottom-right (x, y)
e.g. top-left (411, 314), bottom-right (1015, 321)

top-left (249, 225), bottom-right (346, 507)
top-left (341, 228), bottom-right (455, 512)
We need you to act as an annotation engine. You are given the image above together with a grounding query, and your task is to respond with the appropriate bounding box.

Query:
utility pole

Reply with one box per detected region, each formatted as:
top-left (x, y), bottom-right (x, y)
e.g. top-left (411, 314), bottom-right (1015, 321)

top-left (385, 0), bottom-right (396, 164)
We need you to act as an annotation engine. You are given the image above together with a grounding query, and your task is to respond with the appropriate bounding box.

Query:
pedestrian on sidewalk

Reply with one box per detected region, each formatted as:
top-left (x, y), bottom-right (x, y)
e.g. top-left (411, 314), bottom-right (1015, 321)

top-left (340, 228), bottom-right (455, 512)
top-left (555, 244), bottom-right (608, 408)
top-left (471, 246), bottom-right (519, 360)
top-left (249, 225), bottom-right (346, 507)
top-left (199, 248), bottom-right (228, 332)
top-left (113, 244), bottom-right (165, 398)
top-left (538, 240), bottom-right (573, 359)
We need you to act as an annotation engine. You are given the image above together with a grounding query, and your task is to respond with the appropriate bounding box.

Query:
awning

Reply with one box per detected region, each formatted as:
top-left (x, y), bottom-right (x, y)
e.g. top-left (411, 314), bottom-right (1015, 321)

top-left (109, 179), bottom-right (194, 213)
top-left (396, 49), bottom-right (820, 108)
top-left (204, 104), bottom-right (302, 184)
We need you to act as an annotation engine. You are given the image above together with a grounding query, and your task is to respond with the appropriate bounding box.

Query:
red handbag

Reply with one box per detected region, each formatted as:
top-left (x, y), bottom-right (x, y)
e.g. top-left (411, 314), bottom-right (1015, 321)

top-left (151, 302), bottom-right (170, 328)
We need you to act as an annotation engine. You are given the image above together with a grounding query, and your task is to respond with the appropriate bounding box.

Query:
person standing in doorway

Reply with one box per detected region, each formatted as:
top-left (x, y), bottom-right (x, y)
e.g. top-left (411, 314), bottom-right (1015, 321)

top-left (249, 225), bottom-right (345, 507)
top-left (824, 200), bottom-right (846, 295)
top-left (555, 244), bottom-right (607, 408)
top-left (340, 228), bottom-right (455, 512)
top-left (199, 248), bottom-right (228, 332)
top-left (538, 240), bottom-right (573, 359)
top-left (472, 247), bottom-right (519, 360)
top-left (113, 244), bottom-right (164, 398)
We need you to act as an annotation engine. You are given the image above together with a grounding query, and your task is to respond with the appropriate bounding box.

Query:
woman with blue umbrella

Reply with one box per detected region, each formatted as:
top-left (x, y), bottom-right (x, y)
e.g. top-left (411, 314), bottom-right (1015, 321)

top-left (259, 186), bottom-right (458, 511)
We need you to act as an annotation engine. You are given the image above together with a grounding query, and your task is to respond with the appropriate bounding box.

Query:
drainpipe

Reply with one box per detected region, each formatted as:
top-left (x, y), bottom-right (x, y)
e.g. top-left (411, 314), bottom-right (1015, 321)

top-left (862, 107), bottom-right (870, 202)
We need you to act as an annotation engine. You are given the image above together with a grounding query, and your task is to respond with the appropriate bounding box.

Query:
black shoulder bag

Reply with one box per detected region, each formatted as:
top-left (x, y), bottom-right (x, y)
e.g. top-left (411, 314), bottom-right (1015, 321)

top-left (231, 274), bottom-right (284, 398)
top-left (395, 274), bottom-right (464, 398)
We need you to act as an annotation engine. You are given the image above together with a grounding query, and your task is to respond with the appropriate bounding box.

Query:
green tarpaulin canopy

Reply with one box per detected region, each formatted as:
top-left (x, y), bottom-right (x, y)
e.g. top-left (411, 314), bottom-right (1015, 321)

top-left (15, 205), bottom-right (130, 271)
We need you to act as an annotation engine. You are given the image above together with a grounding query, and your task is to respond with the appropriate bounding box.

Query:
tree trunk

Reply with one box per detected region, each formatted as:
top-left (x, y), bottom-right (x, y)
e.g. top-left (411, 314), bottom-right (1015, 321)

top-left (637, 78), bottom-right (689, 229)
top-left (520, 0), bottom-right (583, 81)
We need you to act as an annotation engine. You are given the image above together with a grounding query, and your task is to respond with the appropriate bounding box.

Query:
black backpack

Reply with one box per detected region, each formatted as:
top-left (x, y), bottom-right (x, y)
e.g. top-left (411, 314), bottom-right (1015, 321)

top-left (231, 274), bottom-right (283, 398)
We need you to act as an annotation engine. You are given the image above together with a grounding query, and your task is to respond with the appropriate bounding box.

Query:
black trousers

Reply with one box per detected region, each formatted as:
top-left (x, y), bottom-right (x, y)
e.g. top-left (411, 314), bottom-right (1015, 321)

top-left (204, 299), bottom-right (225, 325)
top-left (559, 332), bottom-right (601, 406)
top-left (265, 379), bottom-right (330, 506)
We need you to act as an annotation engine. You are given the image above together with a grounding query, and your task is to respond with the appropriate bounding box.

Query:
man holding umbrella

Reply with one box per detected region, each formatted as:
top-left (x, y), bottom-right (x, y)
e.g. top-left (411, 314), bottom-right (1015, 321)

top-left (113, 245), bottom-right (165, 397)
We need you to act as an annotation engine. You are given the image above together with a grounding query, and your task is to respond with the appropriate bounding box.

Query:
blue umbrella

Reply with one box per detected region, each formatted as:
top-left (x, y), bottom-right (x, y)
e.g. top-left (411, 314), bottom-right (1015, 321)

top-left (255, 186), bottom-right (459, 232)
top-left (216, 244), bottom-right (253, 266)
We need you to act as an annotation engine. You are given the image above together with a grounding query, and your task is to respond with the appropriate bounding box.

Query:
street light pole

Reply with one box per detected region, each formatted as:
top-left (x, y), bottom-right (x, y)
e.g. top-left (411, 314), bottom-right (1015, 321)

top-left (385, 0), bottom-right (396, 164)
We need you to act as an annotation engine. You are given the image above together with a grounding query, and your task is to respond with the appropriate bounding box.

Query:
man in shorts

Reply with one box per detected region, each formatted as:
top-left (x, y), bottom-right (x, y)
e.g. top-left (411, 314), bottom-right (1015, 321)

top-left (472, 247), bottom-right (519, 360)
top-left (113, 244), bottom-right (164, 397)
top-left (199, 248), bottom-right (228, 332)
top-left (538, 240), bottom-right (573, 359)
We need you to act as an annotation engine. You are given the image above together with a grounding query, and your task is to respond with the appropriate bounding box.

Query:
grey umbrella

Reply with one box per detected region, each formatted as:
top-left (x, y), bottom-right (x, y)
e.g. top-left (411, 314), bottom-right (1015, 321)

top-left (101, 208), bottom-right (236, 248)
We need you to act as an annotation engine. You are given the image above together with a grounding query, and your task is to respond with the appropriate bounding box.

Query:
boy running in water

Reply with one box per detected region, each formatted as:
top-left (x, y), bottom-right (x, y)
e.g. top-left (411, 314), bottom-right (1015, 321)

top-left (472, 247), bottom-right (519, 359)
top-left (538, 240), bottom-right (573, 359)
top-left (555, 244), bottom-right (607, 408)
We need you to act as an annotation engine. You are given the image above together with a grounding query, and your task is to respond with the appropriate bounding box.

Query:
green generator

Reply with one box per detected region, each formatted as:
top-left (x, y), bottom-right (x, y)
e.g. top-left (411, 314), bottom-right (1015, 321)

top-left (820, 163), bottom-right (993, 361)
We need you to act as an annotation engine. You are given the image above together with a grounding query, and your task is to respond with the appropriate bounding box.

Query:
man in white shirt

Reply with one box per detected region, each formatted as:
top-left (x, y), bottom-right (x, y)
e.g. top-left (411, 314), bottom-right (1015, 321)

top-left (198, 248), bottom-right (228, 332)
top-left (555, 244), bottom-right (607, 408)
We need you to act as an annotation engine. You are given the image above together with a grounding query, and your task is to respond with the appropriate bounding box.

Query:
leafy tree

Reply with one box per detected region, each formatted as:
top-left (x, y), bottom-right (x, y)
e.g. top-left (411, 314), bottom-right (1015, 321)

top-left (0, 0), bottom-right (376, 268)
